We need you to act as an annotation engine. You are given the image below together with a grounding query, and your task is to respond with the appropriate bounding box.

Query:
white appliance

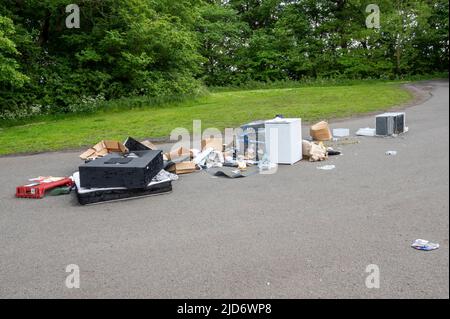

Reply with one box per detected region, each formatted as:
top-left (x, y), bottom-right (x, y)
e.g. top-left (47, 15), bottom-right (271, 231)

top-left (265, 118), bottom-right (302, 165)
top-left (376, 112), bottom-right (406, 135)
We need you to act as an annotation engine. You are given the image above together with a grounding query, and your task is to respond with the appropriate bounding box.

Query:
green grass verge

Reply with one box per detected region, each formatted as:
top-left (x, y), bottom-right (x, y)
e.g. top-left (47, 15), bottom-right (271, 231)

top-left (0, 82), bottom-right (413, 155)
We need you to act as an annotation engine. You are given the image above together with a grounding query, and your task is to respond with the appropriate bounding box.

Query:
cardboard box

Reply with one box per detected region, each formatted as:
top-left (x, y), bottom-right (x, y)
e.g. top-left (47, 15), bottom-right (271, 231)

top-left (167, 162), bottom-right (196, 175)
top-left (310, 121), bottom-right (332, 141)
top-left (165, 147), bottom-right (191, 161)
top-left (80, 140), bottom-right (128, 160)
top-left (201, 138), bottom-right (224, 152)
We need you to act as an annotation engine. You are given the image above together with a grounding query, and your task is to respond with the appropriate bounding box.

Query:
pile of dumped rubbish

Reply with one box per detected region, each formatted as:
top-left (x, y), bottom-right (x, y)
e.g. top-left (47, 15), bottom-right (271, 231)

top-left (15, 111), bottom-right (408, 205)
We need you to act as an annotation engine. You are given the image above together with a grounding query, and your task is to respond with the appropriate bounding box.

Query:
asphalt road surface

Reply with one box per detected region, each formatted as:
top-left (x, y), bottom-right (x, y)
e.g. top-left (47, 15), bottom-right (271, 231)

top-left (0, 80), bottom-right (448, 299)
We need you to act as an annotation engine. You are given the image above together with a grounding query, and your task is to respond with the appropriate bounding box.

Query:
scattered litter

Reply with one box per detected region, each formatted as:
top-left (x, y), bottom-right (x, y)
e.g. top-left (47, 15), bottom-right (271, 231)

top-left (333, 128), bottom-right (350, 137)
top-left (165, 146), bottom-right (191, 162)
top-left (205, 150), bottom-right (225, 168)
top-left (411, 239), bottom-right (439, 251)
top-left (154, 170), bottom-right (179, 182)
top-left (193, 147), bottom-right (214, 165)
top-left (236, 156), bottom-right (247, 170)
top-left (202, 138), bottom-right (224, 152)
top-left (356, 128), bottom-right (376, 137)
top-left (258, 154), bottom-right (277, 171)
top-left (29, 176), bottom-right (66, 183)
top-left (326, 137), bottom-right (360, 146)
top-left (317, 165), bottom-right (335, 170)
top-left (190, 148), bottom-right (201, 158)
top-left (167, 162), bottom-right (197, 175)
top-left (310, 121), bottom-right (332, 141)
top-left (207, 166), bottom-right (259, 178)
top-left (326, 147), bottom-right (342, 156)
top-left (16, 176), bottom-right (74, 199)
top-left (47, 186), bottom-right (73, 196)
top-left (302, 140), bottom-right (328, 162)
top-left (385, 151), bottom-right (397, 156)
top-left (16, 112), bottom-right (411, 205)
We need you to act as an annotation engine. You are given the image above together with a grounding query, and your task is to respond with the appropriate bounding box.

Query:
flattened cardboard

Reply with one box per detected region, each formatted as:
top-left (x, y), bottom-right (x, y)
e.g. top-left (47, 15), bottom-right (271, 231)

top-left (167, 161), bottom-right (196, 175)
top-left (201, 138), bottom-right (224, 152)
top-left (80, 140), bottom-right (128, 160)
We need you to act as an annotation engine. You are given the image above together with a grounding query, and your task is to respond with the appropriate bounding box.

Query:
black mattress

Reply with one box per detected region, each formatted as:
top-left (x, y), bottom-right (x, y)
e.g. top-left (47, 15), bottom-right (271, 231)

top-left (73, 172), bottom-right (172, 205)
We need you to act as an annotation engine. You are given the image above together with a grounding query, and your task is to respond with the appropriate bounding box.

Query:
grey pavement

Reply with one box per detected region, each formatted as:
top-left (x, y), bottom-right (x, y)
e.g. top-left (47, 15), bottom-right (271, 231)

top-left (0, 80), bottom-right (448, 299)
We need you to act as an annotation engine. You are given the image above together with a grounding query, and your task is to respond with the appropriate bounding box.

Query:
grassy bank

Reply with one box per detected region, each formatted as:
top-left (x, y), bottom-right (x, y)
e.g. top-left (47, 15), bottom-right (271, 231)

top-left (0, 82), bottom-right (413, 155)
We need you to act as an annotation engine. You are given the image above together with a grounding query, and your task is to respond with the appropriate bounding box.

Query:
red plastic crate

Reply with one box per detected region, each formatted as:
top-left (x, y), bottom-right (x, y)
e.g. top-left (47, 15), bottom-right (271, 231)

top-left (16, 177), bottom-right (74, 199)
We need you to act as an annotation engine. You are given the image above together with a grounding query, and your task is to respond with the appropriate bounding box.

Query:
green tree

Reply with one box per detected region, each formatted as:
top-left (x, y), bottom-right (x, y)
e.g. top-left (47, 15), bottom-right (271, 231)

top-left (0, 15), bottom-right (28, 89)
top-left (196, 1), bottom-right (249, 85)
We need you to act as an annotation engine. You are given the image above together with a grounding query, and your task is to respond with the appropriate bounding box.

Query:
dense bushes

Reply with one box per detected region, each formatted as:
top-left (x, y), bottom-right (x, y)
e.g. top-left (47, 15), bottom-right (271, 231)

top-left (0, 0), bottom-right (449, 120)
top-left (0, 0), bottom-right (204, 119)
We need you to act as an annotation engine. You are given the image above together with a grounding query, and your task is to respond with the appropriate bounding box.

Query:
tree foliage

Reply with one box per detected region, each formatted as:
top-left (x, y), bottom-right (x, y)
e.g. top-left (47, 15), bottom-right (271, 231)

top-left (0, 0), bottom-right (448, 118)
